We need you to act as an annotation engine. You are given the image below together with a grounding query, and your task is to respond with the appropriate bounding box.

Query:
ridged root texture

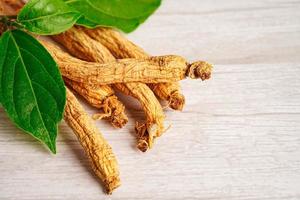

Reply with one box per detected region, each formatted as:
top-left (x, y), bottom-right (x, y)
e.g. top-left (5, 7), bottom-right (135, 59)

top-left (113, 83), bottom-right (165, 152)
top-left (51, 53), bottom-right (213, 85)
top-left (64, 88), bottom-right (120, 194)
top-left (82, 27), bottom-right (186, 111)
top-left (50, 29), bottom-right (168, 151)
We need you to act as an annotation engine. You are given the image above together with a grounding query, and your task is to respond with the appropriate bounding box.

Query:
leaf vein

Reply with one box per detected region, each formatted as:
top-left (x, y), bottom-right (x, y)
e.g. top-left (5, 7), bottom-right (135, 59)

top-left (19, 11), bottom-right (78, 23)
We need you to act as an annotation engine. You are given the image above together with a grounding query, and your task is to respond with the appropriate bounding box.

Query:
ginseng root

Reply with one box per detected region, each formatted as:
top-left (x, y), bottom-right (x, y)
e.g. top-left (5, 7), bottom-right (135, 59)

top-left (64, 88), bottom-right (120, 194)
top-left (51, 28), bottom-right (128, 128)
top-left (53, 27), bottom-right (165, 151)
top-left (44, 44), bottom-right (212, 86)
top-left (83, 27), bottom-right (186, 111)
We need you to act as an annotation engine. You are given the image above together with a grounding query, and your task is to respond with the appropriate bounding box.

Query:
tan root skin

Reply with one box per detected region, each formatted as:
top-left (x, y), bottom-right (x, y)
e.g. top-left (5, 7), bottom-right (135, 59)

top-left (51, 28), bottom-right (127, 128)
top-left (43, 44), bottom-right (213, 85)
top-left (52, 27), bottom-right (115, 63)
top-left (114, 83), bottom-right (165, 152)
top-left (64, 79), bottom-right (128, 128)
top-left (41, 39), bottom-right (127, 128)
top-left (84, 27), bottom-right (186, 110)
top-left (54, 28), bottom-right (166, 151)
top-left (64, 88), bottom-right (120, 194)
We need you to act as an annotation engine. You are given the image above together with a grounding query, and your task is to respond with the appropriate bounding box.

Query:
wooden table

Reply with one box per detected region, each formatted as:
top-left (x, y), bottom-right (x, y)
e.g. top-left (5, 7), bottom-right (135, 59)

top-left (1, 0), bottom-right (300, 199)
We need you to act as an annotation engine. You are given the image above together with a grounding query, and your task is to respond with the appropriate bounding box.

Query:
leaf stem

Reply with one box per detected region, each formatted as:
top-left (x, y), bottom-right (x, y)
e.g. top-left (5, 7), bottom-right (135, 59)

top-left (11, 20), bottom-right (24, 29)
top-left (6, 15), bottom-right (17, 19)
top-left (0, 16), bottom-right (23, 31)
top-left (0, 16), bottom-right (9, 34)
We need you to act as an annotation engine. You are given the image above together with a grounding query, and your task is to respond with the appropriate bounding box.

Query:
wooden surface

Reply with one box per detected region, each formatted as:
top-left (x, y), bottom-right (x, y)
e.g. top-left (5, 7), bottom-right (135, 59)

top-left (1, 0), bottom-right (300, 199)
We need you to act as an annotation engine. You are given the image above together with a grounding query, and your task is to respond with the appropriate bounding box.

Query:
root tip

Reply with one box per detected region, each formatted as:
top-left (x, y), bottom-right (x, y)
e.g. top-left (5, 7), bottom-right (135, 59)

top-left (137, 140), bottom-right (149, 152)
top-left (111, 116), bottom-right (128, 128)
top-left (169, 92), bottom-right (185, 111)
top-left (102, 96), bottom-right (128, 128)
top-left (135, 122), bottom-right (160, 152)
top-left (105, 176), bottom-right (121, 194)
top-left (187, 61), bottom-right (213, 80)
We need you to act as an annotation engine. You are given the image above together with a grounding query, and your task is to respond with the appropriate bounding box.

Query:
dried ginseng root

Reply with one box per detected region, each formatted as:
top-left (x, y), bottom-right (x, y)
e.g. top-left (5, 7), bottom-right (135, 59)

top-left (50, 28), bottom-right (128, 128)
top-left (53, 28), bottom-right (165, 151)
top-left (46, 47), bottom-right (212, 86)
top-left (83, 27), bottom-right (186, 110)
top-left (64, 78), bottom-right (128, 128)
top-left (64, 88), bottom-right (120, 194)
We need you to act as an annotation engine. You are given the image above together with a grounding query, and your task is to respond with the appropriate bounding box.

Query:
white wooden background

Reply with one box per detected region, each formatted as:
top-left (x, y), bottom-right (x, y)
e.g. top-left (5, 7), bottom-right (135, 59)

top-left (1, 0), bottom-right (300, 199)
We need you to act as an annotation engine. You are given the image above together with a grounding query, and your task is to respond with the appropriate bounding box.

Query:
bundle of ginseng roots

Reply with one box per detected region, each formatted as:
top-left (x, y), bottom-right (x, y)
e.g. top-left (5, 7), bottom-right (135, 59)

top-left (1, 1), bottom-right (212, 194)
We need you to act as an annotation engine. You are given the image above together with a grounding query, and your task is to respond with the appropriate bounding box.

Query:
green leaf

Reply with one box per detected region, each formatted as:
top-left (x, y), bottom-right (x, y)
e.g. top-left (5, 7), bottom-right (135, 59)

top-left (17, 0), bottom-right (81, 35)
top-left (65, 0), bottom-right (161, 33)
top-left (0, 30), bottom-right (66, 153)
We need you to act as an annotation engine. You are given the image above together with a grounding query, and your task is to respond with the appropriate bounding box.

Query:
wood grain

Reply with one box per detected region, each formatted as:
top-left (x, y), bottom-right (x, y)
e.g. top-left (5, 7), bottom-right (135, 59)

top-left (1, 0), bottom-right (300, 199)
